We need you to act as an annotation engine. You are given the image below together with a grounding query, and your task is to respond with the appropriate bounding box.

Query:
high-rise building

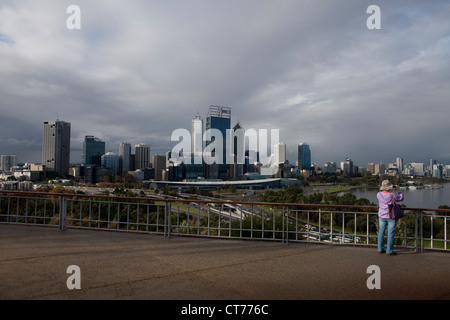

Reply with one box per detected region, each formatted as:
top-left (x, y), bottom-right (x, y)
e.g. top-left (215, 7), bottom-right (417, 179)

top-left (404, 164), bottom-right (415, 176)
top-left (374, 162), bottom-right (385, 176)
top-left (135, 143), bottom-right (150, 170)
top-left (0, 155), bottom-right (17, 172)
top-left (42, 120), bottom-right (71, 176)
top-left (118, 142), bottom-right (131, 177)
top-left (229, 122), bottom-right (245, 179)
top-left (191, 113), bottom-right (203, 163)
top-left (445, 165), bottom-right (450, 178)
top-left (82, 136), bottom-right (105, 165)
top-left (152, 154), bottom-right (167, 181)
top-left (297, 143), bottom-right (311, 171)
top-left (429, 159), bottom-right (437, 176)
top-left (323, 162), bottom-right (337, 173)
top-left (273, 142), bottom-right (286, 165)
top-left (341, 158), bottom-right (354, 174)
top-left (205, 105), bottom-right (231, 179)
top-left (432, 163), bottom-right (443, 178)
top-left (101, 152), bottom-right (119, 177)
top-left (396, 157), bottom-right (404, 174)
top-left (367, 163), bottom-right (375, 174)
top-left (410, 163), bottom-right (425, 176)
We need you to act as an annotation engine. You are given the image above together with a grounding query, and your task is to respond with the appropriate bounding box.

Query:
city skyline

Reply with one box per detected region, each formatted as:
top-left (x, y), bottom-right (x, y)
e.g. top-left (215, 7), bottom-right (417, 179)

top-left (0, 112), bottom-right (449, 173)
top-left (1, 1), bottom-right (449, 167)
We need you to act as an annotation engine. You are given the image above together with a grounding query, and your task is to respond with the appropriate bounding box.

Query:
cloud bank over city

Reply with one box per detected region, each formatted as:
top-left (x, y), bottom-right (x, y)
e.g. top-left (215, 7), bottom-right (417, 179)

top-left (1, 0), bottom-right (449, 168)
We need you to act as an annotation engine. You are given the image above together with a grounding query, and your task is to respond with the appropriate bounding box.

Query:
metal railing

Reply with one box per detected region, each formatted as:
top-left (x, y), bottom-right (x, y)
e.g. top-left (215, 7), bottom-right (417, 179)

top-left (1, 190), bottom-right (449, 252)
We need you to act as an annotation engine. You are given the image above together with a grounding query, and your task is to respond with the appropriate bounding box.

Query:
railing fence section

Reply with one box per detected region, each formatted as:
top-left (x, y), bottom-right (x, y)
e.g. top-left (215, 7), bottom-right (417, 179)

top-left (1, 191), bottom-right (449, 252)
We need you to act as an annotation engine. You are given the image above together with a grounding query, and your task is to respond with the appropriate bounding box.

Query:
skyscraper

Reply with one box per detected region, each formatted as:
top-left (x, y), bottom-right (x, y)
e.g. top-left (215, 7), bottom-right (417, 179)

top-left (274, 142), bottom-right (286, 165)
top-left (297, 143), bottom-right (311, 172)
top-left (230, 121), bottom-right (245, 179)
top-left (341, 158), bottom-right (354, 174)
top-left (0, 155), bottom-right (17, 172)
top-left (135, 143), bottom-right (150, 170)
top-left (82, 135), bottom-right (105, 165)
top-left (191, 113), bottom-right (203, 163)
top-left (42, 120), bottom-right (71, 176)
top-left (205, 105), bottom-right (231, 179)
top-left (152, 154), bottom-right (167, 181)
top-left (118, 142), bottom-right (131, 177)
top-left (101, 152), bottom-right (119, 177)
top-left (396, 157), bottom-right (404, 174)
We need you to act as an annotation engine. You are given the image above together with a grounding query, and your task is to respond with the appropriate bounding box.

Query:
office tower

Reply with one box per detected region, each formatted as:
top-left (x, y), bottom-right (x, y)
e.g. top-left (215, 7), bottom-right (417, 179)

top-left (101, 152), bottom-right (119, 177)
top-left (432, 164), bottom-right (443, 178)
top-left (410, 163), bottom-right (425, 176)
top-left (0, 155), bottom-right (18, 172)
top-left (297, 143), bottom-right (311, 171)
top-left (341, 158), bottom-right (354, 174)
top-left (135, 143), bottom-right (150, 170)
top-left (191, 113), bottom-right (203, 163)
top-left (323, 162), bottom-right (337, 173)
top-left (429, 159), bottom-right (437, 175)
top-left (404, 164), bottom-right (415, 176)
top-left (205, 105), bottom-right (231, 179)
top-left (152, 154), bottom-right (166, 181)
top-left (82, 136), bottom-right (105, 165)
top-left (274, 142), bottom-right (286, 165)
top-left (374, 162), bottom-right (386, 176)
top-left (445, 165), bottom-right (450, 178)
top-left (229, 122), bottom-right (245, 179)
top-left (118, 142), bottom-right (131, 177)
top-left (230, 121), bottom-right (245, 162)
top-left (396, 157), bottom-right (404, 174)
top-left (42, 120), bottom-right (71, 176)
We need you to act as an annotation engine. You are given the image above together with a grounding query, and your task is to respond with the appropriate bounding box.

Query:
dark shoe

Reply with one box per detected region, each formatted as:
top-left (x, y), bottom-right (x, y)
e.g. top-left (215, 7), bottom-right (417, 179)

top-left (378, 250), bottom-right (386, 254)
top-left (386, 252), bottom-right (397, 256)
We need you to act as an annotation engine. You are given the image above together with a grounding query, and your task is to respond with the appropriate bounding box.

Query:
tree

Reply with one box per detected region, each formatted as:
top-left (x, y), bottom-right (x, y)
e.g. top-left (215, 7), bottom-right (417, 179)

top-left (124, 173), bottom-right (135, 184)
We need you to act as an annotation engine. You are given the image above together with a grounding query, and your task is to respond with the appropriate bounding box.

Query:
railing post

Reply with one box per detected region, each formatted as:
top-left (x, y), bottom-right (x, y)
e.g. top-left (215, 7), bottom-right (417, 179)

top-left (59, 196), bottom-right (67, 231)
top-left (164, 201), bottom-right (171, 239)
top-left (7, 197), bottom-right (11, 223)
top-left (420, 211), bottom-right (424, 253)
top-left (283, 207), bottom-right (286, 244)
top-left (285, 207), bottom-right (290, 245)
top-left (168, 202), bottom-right (172, 238)
top-left (414, 210), bottom-right (423, 253)
top-left (164, 201), bottom-right (167, 238)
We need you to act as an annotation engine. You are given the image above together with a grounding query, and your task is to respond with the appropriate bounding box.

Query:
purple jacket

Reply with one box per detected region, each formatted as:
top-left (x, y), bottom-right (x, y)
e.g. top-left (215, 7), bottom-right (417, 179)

top-left (377, 190), bottom-right (404, 218)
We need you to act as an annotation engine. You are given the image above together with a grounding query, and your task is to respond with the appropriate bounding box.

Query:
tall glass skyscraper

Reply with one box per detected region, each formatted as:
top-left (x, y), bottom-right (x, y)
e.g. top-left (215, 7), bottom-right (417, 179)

top-left (297, 143), bottom-right (311, 171)
top-left (191, 113), bottom-right (203, 164)
top-left (42, 120), bottom-right (71, 176)
top-left (205, 105), bottom-right (231, 179)
top-left (101, 152), bottom-right (119, 177)
top-left (82, 135), bottom-right (105, 165)
top-left (119, 142), bottom-right (131, 177)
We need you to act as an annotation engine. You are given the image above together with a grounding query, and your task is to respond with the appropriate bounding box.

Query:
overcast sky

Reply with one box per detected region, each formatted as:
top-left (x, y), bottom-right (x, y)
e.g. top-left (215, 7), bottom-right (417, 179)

top-left (1, 0), bottom-right (449, 168)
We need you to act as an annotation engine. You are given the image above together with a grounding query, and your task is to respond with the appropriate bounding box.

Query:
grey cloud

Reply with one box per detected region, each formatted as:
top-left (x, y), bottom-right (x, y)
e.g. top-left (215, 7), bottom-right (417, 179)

top-left (0, 0), bottom-right (449, 168)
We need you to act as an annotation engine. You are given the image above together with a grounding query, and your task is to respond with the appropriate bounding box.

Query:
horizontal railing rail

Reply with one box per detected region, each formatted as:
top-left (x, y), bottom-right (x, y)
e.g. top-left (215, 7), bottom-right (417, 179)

top-left (1, 190), bottom-right (449, 252)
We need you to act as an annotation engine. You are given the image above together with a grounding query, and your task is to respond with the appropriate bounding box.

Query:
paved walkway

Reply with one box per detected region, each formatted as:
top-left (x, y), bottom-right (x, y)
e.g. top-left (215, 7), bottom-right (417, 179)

top-left (1, 224), bottom-right (449, 300)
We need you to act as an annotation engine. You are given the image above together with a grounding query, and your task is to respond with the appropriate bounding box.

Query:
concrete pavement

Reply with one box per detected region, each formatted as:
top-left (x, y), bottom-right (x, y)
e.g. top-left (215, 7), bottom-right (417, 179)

top-left (1, 224), bottom-right (449, 300)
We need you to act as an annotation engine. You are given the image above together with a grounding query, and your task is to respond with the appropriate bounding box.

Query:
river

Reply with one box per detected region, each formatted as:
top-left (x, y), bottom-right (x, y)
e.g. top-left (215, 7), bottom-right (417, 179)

top-left (342, 183), bottom-right (450, 209)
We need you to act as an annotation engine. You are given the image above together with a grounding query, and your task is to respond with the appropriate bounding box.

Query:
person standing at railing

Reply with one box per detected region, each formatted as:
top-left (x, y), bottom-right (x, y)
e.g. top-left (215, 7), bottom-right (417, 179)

top-left (377, 180), bottom-right (404, 255)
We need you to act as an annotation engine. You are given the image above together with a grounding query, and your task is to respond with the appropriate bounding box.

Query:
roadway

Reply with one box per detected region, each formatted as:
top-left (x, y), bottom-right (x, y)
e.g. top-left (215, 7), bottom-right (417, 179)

top-left (1, 224), bottom-right (449, 301)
